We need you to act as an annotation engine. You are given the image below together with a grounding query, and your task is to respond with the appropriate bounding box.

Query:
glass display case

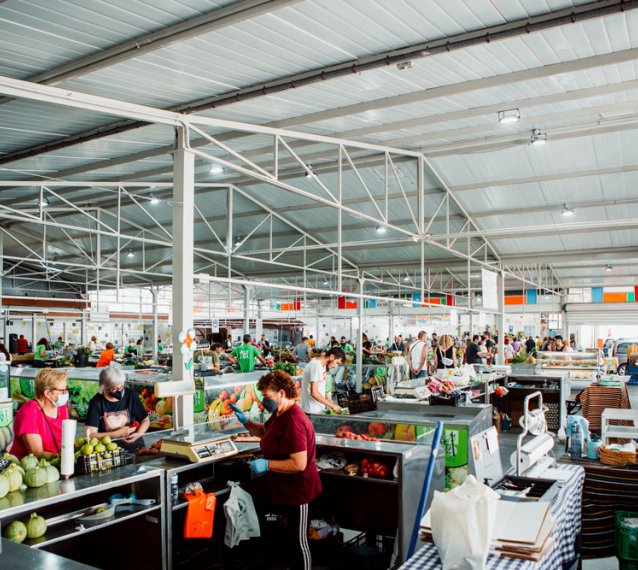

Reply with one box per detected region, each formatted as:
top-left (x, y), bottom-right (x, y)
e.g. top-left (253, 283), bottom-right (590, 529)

top-left (538, 350), bottom-right (602, 380)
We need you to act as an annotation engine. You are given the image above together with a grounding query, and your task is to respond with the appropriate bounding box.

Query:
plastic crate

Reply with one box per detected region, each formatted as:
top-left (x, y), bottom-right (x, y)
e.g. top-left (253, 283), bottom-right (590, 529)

top-left (75, 448), bottom-right (133, 475)
top-left (616, 511), bottom-right (638, 560)
top-left (337, 394), bottom-right (375, 414)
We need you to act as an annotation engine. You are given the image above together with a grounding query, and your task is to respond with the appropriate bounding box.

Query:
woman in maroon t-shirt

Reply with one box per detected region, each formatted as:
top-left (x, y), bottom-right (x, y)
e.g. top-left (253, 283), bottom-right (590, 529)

top-left (231, 370), bottom-right (320, 570)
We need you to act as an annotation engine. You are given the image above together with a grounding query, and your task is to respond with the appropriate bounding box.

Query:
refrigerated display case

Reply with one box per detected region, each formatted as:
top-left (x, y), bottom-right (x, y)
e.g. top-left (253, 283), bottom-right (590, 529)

top-left (538, 350), bottom-right (602, 380)
top-left (309, 401), bottom-right (492, 490)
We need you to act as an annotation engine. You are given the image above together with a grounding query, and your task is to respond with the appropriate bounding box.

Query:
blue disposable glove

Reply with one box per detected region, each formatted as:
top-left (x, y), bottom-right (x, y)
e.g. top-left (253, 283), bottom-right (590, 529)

top-left (229, 403), bottom-right (248, 425)
top-left (250, 458), bottom-right (269, 474)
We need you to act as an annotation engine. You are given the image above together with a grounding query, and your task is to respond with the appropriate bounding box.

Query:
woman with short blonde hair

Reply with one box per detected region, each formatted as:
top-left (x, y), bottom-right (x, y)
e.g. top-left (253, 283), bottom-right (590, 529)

top-left (11, 368), bottom-right (69, 459)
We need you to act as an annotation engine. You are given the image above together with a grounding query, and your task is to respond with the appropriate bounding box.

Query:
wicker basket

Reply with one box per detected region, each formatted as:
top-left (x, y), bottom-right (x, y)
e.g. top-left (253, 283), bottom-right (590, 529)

top-left (599, 444), bottom-right (638, 467)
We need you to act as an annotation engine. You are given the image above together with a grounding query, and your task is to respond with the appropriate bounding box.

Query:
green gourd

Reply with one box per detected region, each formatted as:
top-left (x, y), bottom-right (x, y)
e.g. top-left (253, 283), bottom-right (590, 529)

top-left (1, 465), bottom-right (23, 493)
top-left (20, 454), bottom-right (39, 472)
top-left (24, 467), bottom-right (47, 488)
top-left (3, 520), bottom-right (27, 543)
top-left (0, 475), bottom-right (9, 499)
top-left (26, 512), bottom-right (47, 539)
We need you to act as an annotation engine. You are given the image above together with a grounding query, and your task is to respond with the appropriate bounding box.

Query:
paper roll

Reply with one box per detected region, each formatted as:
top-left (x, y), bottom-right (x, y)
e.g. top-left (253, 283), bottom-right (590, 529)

top-left (61, 418), bottom-right (77, 478)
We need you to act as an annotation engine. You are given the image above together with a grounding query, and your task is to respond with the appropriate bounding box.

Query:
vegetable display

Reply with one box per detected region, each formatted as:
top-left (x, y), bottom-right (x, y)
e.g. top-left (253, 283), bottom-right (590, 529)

top-left (3, 520), bottom-right (27, 543)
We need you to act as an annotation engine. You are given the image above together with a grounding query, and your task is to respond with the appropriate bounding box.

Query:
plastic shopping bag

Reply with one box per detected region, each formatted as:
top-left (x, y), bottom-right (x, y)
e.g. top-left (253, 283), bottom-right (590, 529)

top-left (430, 475), bottom-right (499, 570)
top-left (223, 482), bottom-right (261, 548)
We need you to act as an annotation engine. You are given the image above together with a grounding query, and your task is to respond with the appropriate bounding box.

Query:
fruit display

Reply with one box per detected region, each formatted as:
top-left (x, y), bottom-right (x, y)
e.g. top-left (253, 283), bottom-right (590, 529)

top-left (136, 386), bottom-right (172, 430)
top-left (335, 431), bottom-right (378, 442)
top-left (316, 451), bottom-right (394, 480)
top-left (0, 424), bottom-right (14, 455)
top-left (74, 435), bottom-right (126, 474)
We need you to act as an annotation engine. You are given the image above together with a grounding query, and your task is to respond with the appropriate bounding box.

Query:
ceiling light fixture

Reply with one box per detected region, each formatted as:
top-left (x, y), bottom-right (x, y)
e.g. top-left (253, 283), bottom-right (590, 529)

top-left (560, 204), bottom-right (575, 217)
top-left (322, 278), bottom-right (329, 286)
top-left (127, 249), bottom-right (134, 258)
top-left (209, 164), bottom-right (225, 175)
top-left (498, 108), bottom-right (521, 124)
top-left (39, 197), bottom-right (49, 207)
top-left (234, 236), bottom-right (243, 247)
top-left (304, 164), bottom-right (316, 178)
top-left (530, 129), bottom-right (548, 146)
top-left (396, 60), bottom-right (413, 71)
top-left (604, 264), bottom-right (613, 272)
top-left (403, 275), bottom-right (410, 282)
top-left (376, 225), bottom-right (386, 234)
top-left (149, 194), bottom-right (159, 205)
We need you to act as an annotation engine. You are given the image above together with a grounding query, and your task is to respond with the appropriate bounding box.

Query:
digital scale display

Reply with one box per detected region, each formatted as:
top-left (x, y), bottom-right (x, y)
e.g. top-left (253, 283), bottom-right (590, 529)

top-left (160, 430), bottom-right (239, 463)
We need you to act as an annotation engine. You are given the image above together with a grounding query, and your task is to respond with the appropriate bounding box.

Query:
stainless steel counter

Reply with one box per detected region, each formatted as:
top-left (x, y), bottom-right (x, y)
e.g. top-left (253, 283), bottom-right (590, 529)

top-left (0, 538), bottom-right (96, 568)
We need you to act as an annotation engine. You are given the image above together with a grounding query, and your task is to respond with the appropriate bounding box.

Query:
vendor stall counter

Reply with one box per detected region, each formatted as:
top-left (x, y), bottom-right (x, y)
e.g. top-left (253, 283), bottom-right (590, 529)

top-left (310, 402), bottom-right (491, 490)
top-left (0, 464), bottom-right (165, 569)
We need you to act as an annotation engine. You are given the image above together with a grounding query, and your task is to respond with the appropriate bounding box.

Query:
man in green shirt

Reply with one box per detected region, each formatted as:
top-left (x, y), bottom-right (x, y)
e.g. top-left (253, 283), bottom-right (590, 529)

top-left (227, 335), bottom-right (267, 373)
top-left (340, 337), bottom-right (353, 352)
top-left (54, 336), bottom-right (64, 350)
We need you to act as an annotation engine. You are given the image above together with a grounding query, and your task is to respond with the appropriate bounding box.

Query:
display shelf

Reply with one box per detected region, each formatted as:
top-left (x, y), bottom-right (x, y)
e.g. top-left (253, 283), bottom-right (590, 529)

top-left (27, 504), bottom-right (161, 549)
top-left (318, 469), bottom-right (398, 486)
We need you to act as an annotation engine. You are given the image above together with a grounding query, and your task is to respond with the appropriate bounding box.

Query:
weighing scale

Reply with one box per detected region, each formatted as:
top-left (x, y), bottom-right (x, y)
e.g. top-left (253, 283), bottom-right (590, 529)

top-left (160, 430), bottom-right (239, 463)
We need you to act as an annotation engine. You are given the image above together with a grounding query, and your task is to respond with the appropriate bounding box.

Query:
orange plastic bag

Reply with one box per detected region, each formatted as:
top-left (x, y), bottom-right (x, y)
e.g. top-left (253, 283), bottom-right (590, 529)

top-left (184, 488), bottom-right (217, 539)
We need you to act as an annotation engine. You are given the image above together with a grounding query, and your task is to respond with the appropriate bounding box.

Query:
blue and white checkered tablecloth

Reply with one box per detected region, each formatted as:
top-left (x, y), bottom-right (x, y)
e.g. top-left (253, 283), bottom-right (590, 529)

top-left (400, 463), bottom-right (584, 570)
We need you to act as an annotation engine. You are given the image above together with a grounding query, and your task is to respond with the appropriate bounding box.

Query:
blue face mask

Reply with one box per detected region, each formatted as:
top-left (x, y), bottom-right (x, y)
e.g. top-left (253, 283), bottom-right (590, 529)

top-left (262, 397), bottom-right (278, 414)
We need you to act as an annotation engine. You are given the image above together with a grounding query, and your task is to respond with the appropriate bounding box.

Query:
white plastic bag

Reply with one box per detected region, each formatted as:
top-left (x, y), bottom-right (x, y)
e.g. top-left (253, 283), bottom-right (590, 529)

top-left (223, 482), bottom-right (261, 548)
top-left (430, 475), bottom-right (499, 569)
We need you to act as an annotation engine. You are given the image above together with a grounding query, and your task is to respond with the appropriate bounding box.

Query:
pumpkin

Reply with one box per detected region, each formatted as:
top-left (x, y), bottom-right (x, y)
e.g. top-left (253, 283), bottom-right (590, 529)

top-left (20, 454), bottom-right (39, 472)
top-left (26, 512), bottom-right (47, 539)
top-left (24, 467), bottom-right (47, 488)
top-left (1, 465), bottom-right (23, 493)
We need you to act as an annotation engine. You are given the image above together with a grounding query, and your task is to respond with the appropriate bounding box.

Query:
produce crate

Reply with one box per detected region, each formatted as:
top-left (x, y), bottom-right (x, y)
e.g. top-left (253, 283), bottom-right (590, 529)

top-left (430, 392), bottom-right (461, 406)
top-left (616, 510), bottom-right (638, 560)
top-left (75, 448), bottom-right (133, 475)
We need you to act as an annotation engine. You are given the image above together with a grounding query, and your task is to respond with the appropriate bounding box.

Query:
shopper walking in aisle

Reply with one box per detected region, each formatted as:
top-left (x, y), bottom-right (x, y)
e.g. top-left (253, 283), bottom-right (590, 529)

top-left (435, 335), bottom-right (457, 370)
top-left (231, 370), bottom-right (321, 570)
top-left (17, 334), bottom-right (29, 354)
top-left (525, 336), bottom-right (536, 356)
top-left (300, 346), bottom-right (345, 414)
top-left (294, 337), bottom-right (311, 364)
top-left (228, 334), bottom-right (267, 373)
top-left (466, 335), bottom-right (488, 365)
top-left (409, 331), bottom-right (429, 378)
top-left (502, 337), bottom-right (516, 364)
top-left (33, 337), bottom-right (50, 368)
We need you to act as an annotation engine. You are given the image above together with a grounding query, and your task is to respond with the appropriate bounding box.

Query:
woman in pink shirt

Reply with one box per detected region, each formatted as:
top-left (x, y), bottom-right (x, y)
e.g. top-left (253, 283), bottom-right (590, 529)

top-left (11, 369), bottom-right (69, 459)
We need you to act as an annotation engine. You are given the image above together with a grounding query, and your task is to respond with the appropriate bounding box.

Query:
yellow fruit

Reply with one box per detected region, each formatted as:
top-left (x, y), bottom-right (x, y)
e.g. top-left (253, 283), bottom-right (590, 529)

top-left (106, 443), bottom-right (118, 452)
top-left (395, 424), bottom-right (416, 442)
top-left (155, 401), bottom-right (166, 417)
top-left (94, 444), bottom-right (106, 453)
top-left (74, 438), bottom-right (84, 450)
top-left (89, 438), bottom-right (99, 448)
top-left (80, 445), bottom-right (94, 456)
top-left (101, 436), bottom-right (111, 445)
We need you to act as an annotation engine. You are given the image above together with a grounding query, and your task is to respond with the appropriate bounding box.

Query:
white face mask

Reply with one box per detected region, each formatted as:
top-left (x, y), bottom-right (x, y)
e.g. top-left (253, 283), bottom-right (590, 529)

top-left (52, 393), bottom-right (69, 407)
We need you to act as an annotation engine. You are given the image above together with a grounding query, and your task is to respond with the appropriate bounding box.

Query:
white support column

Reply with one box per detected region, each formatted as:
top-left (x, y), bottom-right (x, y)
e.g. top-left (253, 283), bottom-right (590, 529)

top-left (497, 269), bottom-right (506, 365)
top-left (31, 316), bottom-right (37, 350)
top-left (226, 187), bottom-right (233, 310)
top-left (151, 286), bottom-right (159, 362)
top-left (356, 278), bottom-right (364, 393)
top-left (0, 233), bottom-right (3, 343)
top-left (172, 127), bottom-right (195, 428)
top-left (243, 286), bottom-right (251, 337)
top-left (81, 311), bottom-right (87, 345)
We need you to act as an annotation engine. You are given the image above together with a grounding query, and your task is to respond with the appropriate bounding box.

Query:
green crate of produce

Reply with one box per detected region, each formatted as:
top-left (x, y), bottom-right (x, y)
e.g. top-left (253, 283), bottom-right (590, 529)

top-left (616, 511), bottom-right (638, 561)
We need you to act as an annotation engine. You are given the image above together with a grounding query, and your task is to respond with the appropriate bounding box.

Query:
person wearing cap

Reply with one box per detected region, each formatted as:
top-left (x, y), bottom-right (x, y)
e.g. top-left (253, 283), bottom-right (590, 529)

top-left (228, 334), bottom-right (268, 373)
